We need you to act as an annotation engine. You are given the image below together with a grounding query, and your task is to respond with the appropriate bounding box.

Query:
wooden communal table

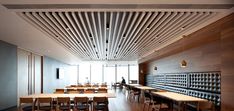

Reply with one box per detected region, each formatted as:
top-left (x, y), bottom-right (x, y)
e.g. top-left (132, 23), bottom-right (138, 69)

top-left (21, 93), bottom-right (116, 99)
top-left (127, 84), bottom-right (142, 87)
top-left (152, 91), bottom-right (207, 111)
top-left (135, 86), bottom-right (155, 90)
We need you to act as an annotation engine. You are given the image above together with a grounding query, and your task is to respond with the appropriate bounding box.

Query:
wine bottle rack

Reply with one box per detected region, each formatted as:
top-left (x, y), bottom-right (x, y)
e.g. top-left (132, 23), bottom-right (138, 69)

top-left (145, 71), bottom-right (221, 108)
top-left (165, 73), bottom-right (187, 88)
top-left (189, 72), bottom-right (221, 93)
top-left (188, 90), bottom-right (221, 106)
top-left (154, 74), bottom-right (165, 85)
top-left (161, 86), bottom-right (187, 94)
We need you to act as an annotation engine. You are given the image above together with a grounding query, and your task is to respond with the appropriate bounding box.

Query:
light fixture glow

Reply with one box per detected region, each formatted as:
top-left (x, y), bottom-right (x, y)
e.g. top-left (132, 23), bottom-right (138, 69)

top-left (180, 60), bottom-right (187, 68)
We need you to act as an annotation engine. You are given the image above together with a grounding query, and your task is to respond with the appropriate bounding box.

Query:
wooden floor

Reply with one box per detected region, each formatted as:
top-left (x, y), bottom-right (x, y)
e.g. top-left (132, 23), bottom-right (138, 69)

top-left (108, 88), bottom-right (143, 111)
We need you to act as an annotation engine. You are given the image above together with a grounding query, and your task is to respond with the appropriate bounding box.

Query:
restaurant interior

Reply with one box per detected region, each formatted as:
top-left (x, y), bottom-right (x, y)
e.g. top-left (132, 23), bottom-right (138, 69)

top-left (0, 0), bottom-right (234, 111)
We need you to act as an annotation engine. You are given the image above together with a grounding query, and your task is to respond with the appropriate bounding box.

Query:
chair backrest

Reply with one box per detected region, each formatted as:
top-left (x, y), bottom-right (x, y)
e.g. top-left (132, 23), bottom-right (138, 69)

top-left (67, 88), bottom-right (78, 94)
top-left (37, 97), bottom-right (53, 110)
top-left (74, 97), bottom-right (89, 104)
top-left (19, 97), bottom-right (34, 111)
top-left (55, 89), bottom-right (65, 94)
top-left (129, 80), bottom-right (138, 84)
top-left (70, 85), bottom-right (77, 87)
top-left (84, 84), bottom-right (91, 87)
top-left (98, 88), bottom-right (108, 93)
top-left (84, 88), bottom-right (95, 93)
top-left (38, 97), bottom-right (52, 103)
top-left (77, 88), bottom-right (85, 93)
top-left (57, 97), bottom-right (70, 110)
top-left (92, 84), bottom-right (99, 87)
top-left (93, 97), bottom-right (108, 104)
top-left (77, 84), bottom-right (83, 87)
top-left (101, 84), bottom-right (107, 87)
top-left (199, 101), bottom-right (214, 111)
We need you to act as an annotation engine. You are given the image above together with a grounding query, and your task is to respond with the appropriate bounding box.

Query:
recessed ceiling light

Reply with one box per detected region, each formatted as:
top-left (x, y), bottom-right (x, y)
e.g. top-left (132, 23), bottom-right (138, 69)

top-left (106, 23), bottom-right (109, 30)
top-left (146, 26), bottom-right (150, 30)
top-left (180, 27), bottom-right (185, 30)
top-left (89, 33), bottom-right (92, 37)
top-left (123, 33), bottom-right (126, 38)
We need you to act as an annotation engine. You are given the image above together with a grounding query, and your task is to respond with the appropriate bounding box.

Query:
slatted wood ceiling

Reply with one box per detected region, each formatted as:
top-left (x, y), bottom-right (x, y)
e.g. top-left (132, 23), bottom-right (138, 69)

top-left (18, 11), bottom-right (216, 61)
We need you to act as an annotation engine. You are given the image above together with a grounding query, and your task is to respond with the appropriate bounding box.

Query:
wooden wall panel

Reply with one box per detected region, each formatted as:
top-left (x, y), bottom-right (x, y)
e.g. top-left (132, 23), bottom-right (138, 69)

top-left (221, 18), bottom-right (234, 111)
top-left (141, 13), bottom-right (234, 111)
top-left (139, 63), bottom-right (148, 85)
top-left (148, 40), bottom-right (221, 74)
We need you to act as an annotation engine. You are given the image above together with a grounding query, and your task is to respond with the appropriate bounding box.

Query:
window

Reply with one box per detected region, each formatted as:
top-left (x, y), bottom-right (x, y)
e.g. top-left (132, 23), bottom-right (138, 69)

top-left (103, 65), bottom-right (116, 86)
top-left (117, 65), bottom-right (128, 84)
top-left (129, 65), bottom-right (138, 83)
top-left (78, 63), bottom-right (90, 84)
top-left (91, 63), bottom-right (103, 83)
top-left (77, 62), bottom-right (139, 85)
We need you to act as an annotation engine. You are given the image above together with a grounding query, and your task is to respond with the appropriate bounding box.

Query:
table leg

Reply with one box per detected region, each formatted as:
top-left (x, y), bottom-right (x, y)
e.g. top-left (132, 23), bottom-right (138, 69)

top-left (197, 102), bottom-right (200, 111)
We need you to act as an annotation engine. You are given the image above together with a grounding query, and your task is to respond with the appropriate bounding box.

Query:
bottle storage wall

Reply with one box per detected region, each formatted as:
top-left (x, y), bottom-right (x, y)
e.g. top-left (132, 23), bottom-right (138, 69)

top-left (146, 71), bottom-right (221, 107)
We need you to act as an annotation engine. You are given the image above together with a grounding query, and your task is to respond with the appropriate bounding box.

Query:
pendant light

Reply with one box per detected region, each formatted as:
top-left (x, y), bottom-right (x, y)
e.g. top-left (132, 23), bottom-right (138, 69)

top-left (180, 35), bottom-right (187, 68)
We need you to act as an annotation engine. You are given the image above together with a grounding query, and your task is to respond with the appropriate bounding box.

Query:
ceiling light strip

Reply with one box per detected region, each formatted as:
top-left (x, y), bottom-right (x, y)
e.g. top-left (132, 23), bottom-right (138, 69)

top-left (118, 12), bottom-right (146, 58)
top-left (39, 12), bottom-right (85, 57)
top-left (114, 12), bottom-right (133, 59)
top-left (121, 12), bottom-right (159, 58)
top-left (110, 12), bottom-right (126, 59)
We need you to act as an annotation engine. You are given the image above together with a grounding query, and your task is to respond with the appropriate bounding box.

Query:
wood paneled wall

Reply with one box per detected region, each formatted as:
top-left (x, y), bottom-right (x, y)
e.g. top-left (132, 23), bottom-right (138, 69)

top-left (220, 14), bottom-right (234, 111)
top-left (140, 13), bottom-right (234, 111)
top-left (139, 63), bottom-right (148, 85)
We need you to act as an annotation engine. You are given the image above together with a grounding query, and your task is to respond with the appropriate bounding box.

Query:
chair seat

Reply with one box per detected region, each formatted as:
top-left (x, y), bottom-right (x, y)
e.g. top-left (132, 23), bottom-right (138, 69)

top-left (59, 106), bottom-right (70, 110)
top-left (22, 106), bottom-right (33, 111)
top-left (95, 104), bottom-right (107, 110)
top-left (76, 104), bottom-right (89, 110)
top-left (39, 106), bottom-right (52, 110)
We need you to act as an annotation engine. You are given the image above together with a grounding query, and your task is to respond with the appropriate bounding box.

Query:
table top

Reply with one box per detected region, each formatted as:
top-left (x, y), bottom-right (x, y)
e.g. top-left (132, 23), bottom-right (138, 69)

top-left (135, 86), bottom-right (155, 90)
top-left (21, 93), bottom-right (116, 99)
top-left (64, 87), bottom-right (108, 89)
top-left (152, 91), bottom-right (207, 102)
top-left (127, 84), bottom-right (142, 87)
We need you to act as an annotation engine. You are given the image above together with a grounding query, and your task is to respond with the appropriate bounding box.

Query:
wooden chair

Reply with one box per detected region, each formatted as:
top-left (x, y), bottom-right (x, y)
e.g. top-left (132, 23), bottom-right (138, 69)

top-left (199, 101), bottom-right (214, 111)
top-left (77, 84), bottom-right (84, 87)
top-left (84, 84), bottom-right (91, 87)
top-left (57, 97), bottom-right (71, 111)
top-left (93, 97), bottom-right (108, 111)
top-left (151, 94), bottom-right (170, 111)
top-left (67, 88), bottom-right (78, 94)
top-left (128, 86), bottom-right (141, 102)
top-left (55, 89), bottom-right (64, 94)
top-left (37, 97), bottom-right (54, 111)
top-left (142, 90), bottom-right (155, 111)
top-left (92, 84), bottom-right (99, 88)
top-left (70, 85), bottom-right (77, 87)
top-left (100, 84), bottom-right (107, 87)
top-left (98, 88), bottom-right (108, 93)
top-left (73, 97), bottom-right (89, 111)
top-left (84, 88), bottom-right (95, 93)
top-left (19, 97), bottom-right (34, 111)
top-left (77, 88), bottom-right (85, 94)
